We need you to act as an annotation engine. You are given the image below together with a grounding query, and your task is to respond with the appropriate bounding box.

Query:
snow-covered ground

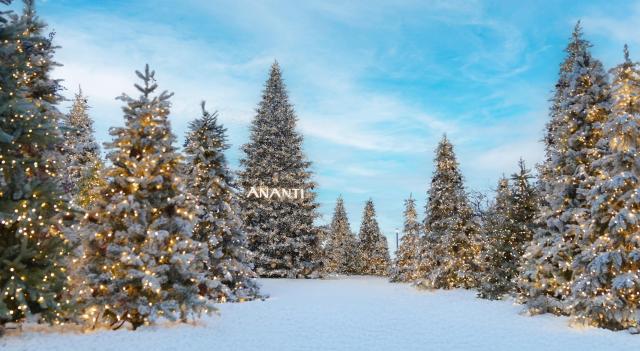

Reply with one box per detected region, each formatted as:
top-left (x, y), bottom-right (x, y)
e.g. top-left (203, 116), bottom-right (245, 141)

top-left (1, 277), bottom-right (636, 351)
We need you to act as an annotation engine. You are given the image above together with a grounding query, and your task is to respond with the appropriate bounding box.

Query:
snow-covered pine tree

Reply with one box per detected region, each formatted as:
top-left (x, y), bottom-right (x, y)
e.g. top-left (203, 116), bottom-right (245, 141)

top-left (416, 135), bottom-right (480, 289)
top-left (76, 65), bottom-right (213, 330)
top-left (390, 194), bottom-right (422, 282)
top-left (0, 0), bottom-right (73, 327)
top-left (239, 62), bottom-right (323, 278)
top-left (478, 160), bottom-right (537, 300)
top-left (325, 196), bottom-right (358, 274)
top-left (518, 23), bottom-right (610, 315)
top-left (184, 102), bottom-right (260, 303)
top-left (478, 177), bottom-right (512, 299)
top-left (570, 46), bottom-right (640, 331)
top-left (59, 87), bottom-right (101, 202)
top-left (357, 199), bottom-right (391, 276)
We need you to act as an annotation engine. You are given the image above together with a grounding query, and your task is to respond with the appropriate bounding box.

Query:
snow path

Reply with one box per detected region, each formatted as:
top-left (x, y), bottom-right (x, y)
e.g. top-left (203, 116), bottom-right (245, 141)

top-left (1, 276), bottom-right (637, 351)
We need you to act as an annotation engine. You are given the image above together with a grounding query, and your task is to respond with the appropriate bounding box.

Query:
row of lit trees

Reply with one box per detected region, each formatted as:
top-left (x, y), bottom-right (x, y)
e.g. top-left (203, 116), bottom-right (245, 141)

top-left (358, 22), bottom-right (640, 333)
top-left (1, 0), bottom-right (263, 332)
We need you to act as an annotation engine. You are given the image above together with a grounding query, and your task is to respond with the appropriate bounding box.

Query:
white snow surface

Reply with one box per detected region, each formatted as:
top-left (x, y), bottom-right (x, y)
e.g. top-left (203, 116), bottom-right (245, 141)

top-left (2, 276), bottom-right (637, 351)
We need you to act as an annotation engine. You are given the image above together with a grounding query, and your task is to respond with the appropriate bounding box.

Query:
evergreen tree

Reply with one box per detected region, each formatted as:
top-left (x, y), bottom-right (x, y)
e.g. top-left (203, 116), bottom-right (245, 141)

top-left (390, 195), bottom-right (422, 282)
top-left (570, 46), bottom-right (640, 331)
top-left (59, 87), bottom-right (101, 202)
top-left (416, 135), bottom-right (480, 289)
top-left (0, 0), bottom-right (72, 327)
top-left (239, 62), bottom-right (323, 278)
top-left (184, 102), bottom-right (260, 303)
top-left (478, 177), bottom-right (512, 298)
top-left (357, 199), bottom-right (390, 276)
top-left (76, 66), bottom-right (213, 330)
top-left (325, 196), bottom-right (358, 274)
top-left (518, 23), bottom-right (610, 315)
top-left (478, 160), bottom-right (537, 299)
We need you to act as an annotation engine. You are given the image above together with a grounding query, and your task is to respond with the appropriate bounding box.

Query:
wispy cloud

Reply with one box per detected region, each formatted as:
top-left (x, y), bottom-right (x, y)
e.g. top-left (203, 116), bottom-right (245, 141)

top-left (40, 0), bottom-right (599, 248)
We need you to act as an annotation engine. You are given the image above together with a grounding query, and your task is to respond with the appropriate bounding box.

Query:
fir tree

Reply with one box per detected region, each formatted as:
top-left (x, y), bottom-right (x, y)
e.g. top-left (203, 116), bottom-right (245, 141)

top-left (357, 199), bottom-right (390, 276)
top-left (390, 195), bottom-right (422, 282)
top-left (59, 87), bottom-right (101, 202)
top-left (184, 102), bottom-right (260, 302)
top-left (478, 160), bottom-right (537, 299)
top-left (0, 0), bottom-right (72, 327)
top-left (239, 62), bottom-right (323, 278)
top-left (570, 46), bottom-right (640, 331)
top-left (325, 196), bottom-right (358, 274)
top-left (416, 135), bottom-right (480, 289)
top-left (76, 66), bottom-right (213, 330)
top-left (478, 177), bottom-right (512, 298)
top-left (518, 23), bottom-right (610, 315)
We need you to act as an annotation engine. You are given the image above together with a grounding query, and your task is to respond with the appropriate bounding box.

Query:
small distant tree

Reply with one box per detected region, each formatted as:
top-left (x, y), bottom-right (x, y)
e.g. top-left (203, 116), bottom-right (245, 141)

top-left (357, 199), bottom-right (391, 276)
top-left (325, 196), bottom-right (358, 274)
top-left (390, 195), bottom-right (422, 282)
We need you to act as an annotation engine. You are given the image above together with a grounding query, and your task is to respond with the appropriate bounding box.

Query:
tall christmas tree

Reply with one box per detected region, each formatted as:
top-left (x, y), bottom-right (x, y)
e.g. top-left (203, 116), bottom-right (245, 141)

top-left (390, 195), bottom-right (422, 282)
top-left (76, 65), bottom-right (213, 330)
top-left (239, 62), bottom-right (323, 278)
top-left (478, 160), bottom-right (537, 299)
top-left (184, 102), bottom-right (260, 302)
top-left (58, 87), bottom-right (101, 203)
top-left (518, 23), bottom-right (610, 315)
top-left (416, 135), bottom-right (480, 289)
top-left (325, 196), bottom-right (358, 274)
top-left (570, 46), bottom-right (640, 331)
top-left (0, 0), bottom-right (72, 327)
top-left (357, 199), bottom-right (390, 276)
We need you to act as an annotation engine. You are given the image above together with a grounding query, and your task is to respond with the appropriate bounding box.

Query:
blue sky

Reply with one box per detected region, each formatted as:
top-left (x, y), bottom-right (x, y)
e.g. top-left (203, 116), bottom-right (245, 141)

top-left (31, 0), bottom-right (640, 252)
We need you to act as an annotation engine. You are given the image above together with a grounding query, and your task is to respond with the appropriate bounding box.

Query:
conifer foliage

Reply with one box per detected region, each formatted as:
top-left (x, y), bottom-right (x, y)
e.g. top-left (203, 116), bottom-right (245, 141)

top-left (76, 66), bottom-right (213, 329)
top-left (478, 160), bottom-right (537, 299)
top-left (390, 195), bottom-right (422, 282)
top-left (184, 102), bottom-right (260, 302)
top-left (417, 135), bottom-right (480, 289)
top-left (518, 23), bottom-right (610, 315)
top-left (239, 62), bottom-right (323, 278)
top-left (59, 88), bottom-right (101, 202)
top-left (357, 199), bottom-right (391, 276)
top-left (569, 46), bottom-right (640, 331)
top-left (325, 196), bottom-right (358, 274)
top-left (0, 0), bottom-right (72, 326)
